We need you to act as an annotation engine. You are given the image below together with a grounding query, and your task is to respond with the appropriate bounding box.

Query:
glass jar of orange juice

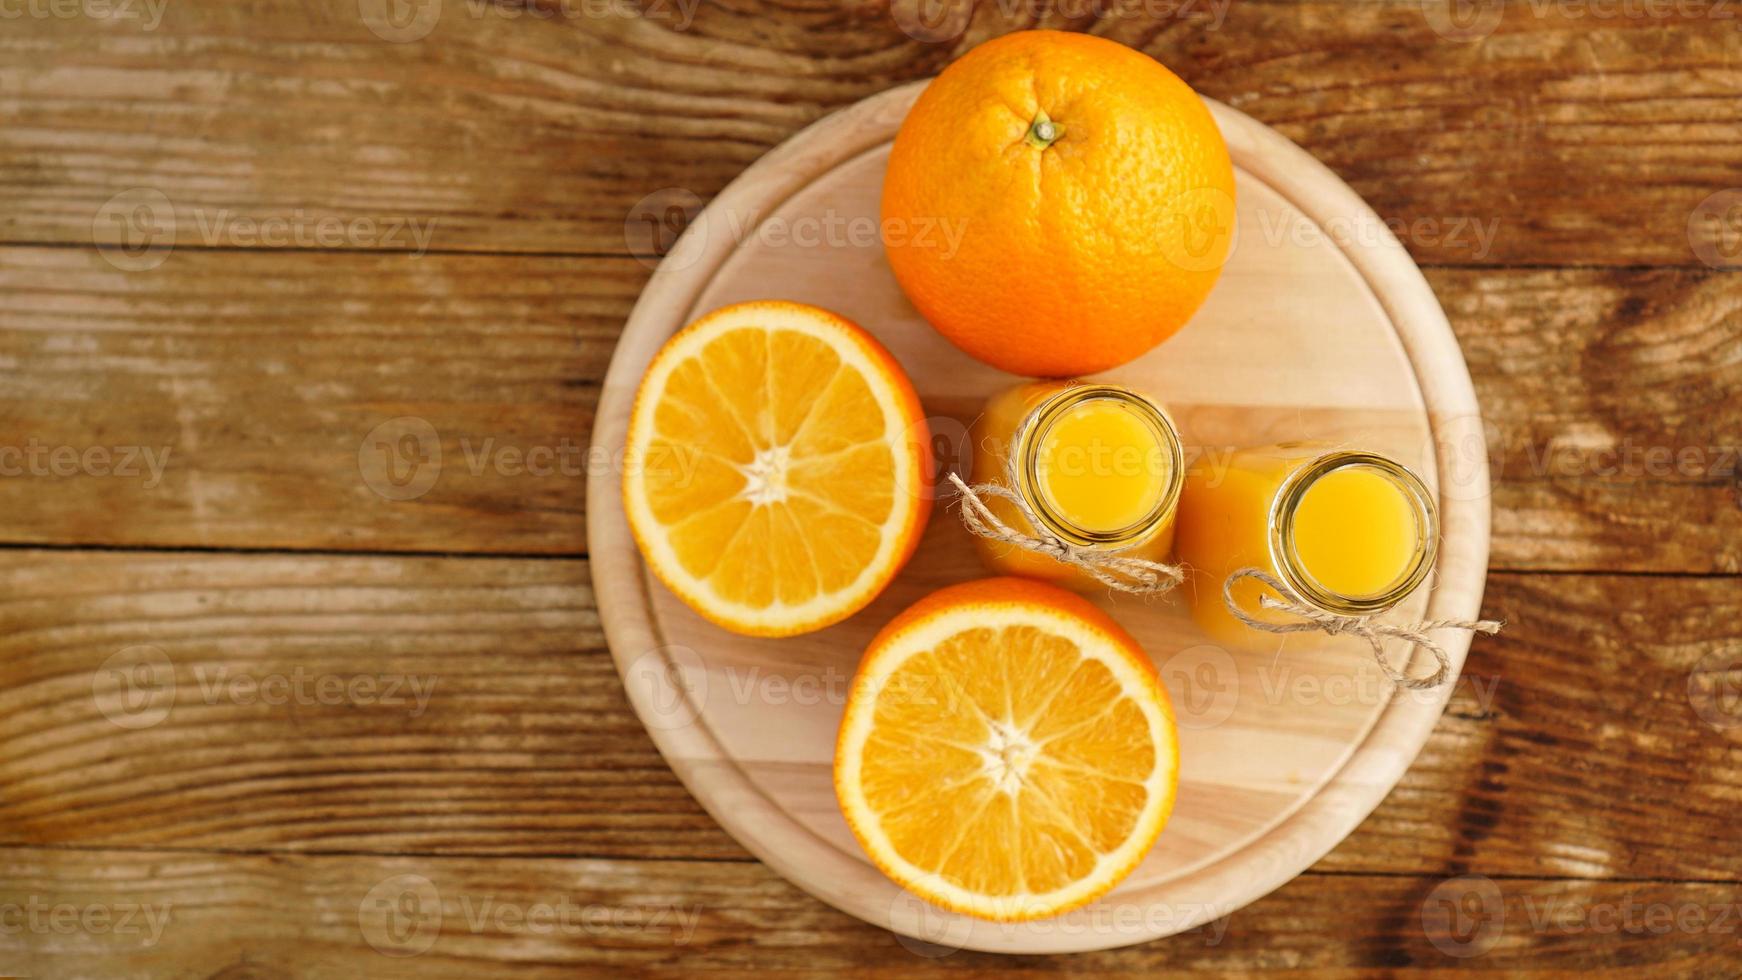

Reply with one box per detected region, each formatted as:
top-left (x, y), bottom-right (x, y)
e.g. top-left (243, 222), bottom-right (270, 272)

top-left (967, 381), bottom-right (1184, 590)
top-left (1175, 444), bottom-right (1438, 646)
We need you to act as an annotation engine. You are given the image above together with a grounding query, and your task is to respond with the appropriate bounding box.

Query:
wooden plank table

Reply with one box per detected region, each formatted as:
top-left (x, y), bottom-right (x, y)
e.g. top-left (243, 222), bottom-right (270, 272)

top-left (1, 2), bottom-right (1738, 975)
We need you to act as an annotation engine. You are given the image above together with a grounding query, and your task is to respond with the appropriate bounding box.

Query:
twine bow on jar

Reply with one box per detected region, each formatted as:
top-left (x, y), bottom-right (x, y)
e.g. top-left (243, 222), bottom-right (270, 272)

top-left (1222, 568), bottom-right (1502, 690)
top-left (946, 469), bottom-right (1185, 595)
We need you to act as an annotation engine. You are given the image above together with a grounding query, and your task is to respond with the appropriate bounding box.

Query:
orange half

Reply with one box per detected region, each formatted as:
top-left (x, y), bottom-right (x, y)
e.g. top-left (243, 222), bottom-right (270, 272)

top-left (835, 577), bottom-right (1179, 921)
top-left (623, 301), bottom-right (931, 636)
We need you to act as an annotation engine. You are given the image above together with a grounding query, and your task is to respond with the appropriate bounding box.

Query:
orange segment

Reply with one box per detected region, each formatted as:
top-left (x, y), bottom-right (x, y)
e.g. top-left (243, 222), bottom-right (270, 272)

top-left (623, 301), bottom-right (931, 637)
top-left (835, 577), bottom-right (1179, 921)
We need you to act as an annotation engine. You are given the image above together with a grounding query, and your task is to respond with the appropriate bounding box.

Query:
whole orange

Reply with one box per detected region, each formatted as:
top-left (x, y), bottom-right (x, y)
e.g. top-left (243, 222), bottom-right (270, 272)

top-left (881, 31), bottom-right (1236, 377)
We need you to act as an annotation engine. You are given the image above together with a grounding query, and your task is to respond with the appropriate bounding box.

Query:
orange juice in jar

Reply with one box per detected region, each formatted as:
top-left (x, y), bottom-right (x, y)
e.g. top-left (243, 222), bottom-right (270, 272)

top-left (1176, 444), bottom-right (1438, 646)
top-left (967, 382), bottom-right (1184, 590)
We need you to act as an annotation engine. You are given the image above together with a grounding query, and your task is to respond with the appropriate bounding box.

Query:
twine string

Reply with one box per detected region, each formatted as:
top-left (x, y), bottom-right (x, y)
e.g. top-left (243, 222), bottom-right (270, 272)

top-left (946, 468), bottom-right (1185, 595)
top-left (1222, 567), bottom-right (1502, 690)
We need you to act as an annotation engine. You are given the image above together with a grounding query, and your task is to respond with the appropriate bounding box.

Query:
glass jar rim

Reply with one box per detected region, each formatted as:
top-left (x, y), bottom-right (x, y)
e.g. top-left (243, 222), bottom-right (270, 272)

top-left (1268, 450), bottom-right (1439, 615)
top-left (1012, 383), bottom-right (1186, 548)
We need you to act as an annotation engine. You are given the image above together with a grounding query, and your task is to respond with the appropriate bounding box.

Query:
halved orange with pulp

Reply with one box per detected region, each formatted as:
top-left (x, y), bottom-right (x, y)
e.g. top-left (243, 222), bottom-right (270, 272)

top-left (835, 577), bottom-right (1179, 921)
top-left (622, 301), bottom-right (931, 637)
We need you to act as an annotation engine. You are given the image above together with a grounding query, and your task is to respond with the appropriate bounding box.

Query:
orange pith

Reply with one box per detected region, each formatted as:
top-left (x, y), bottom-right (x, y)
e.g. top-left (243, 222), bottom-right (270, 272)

top-left (623, 301), bottom-right (932, 637)
top-left (881, 30), bottom-right (1237, 377)
top-left (834, 577), bottom-right (1179, 921)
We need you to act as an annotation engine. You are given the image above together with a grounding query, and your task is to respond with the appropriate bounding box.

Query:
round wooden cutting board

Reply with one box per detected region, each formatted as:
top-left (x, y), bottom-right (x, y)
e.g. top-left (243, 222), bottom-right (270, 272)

top-left (587, 81), bottom-right (1491, 954)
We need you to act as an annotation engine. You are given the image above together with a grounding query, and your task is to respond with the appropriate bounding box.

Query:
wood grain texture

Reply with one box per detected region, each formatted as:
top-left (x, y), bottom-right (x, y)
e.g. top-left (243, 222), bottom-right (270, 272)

top-left (0, 550), bottom-right (741, 860)
top-left (1430, 266), bottom-right (1742, 573)
top-left (0, 2), bottom-right (1737, 969)
top-left (2, 1), bottom-right (1739, 266)
top-left (3, 248), bottom-right (1737, 570)
top-left (1321, 571), bottom-right (1742, 884)
top-left (0, 246), bottom-right (633, 552)
top-left (2, 553), bottom-right (1736, 890)
top-left (1, 847), bottom-right (1738, 977)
